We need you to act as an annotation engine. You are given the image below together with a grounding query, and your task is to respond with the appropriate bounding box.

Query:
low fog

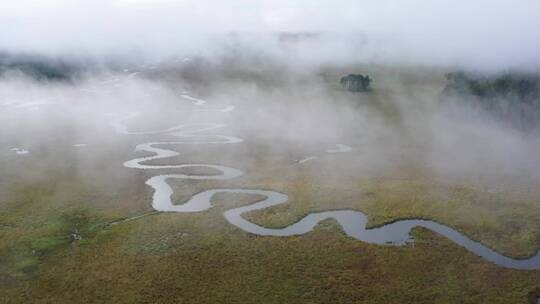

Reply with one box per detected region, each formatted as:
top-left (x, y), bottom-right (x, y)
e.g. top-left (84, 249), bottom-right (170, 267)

top-left (4, 3), bottom-right (540, 303)
top-left (1, 62), bottom-right (540, 196)
top-left (1, 0), bottom-right (540, 71)
top-left (1, 1), bottom-right (540, 203)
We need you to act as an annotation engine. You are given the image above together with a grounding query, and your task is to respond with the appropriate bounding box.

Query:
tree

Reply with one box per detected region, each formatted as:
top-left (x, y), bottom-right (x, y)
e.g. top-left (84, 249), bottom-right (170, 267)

top-left (340, 74), bottom-right (372, 92)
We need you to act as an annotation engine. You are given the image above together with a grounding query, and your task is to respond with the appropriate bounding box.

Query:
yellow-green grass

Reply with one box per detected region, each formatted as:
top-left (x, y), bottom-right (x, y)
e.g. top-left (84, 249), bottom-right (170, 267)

top-left (1, 151), bottom-right (540, 303)
top-left (1, 66), bottom-right (540, 303)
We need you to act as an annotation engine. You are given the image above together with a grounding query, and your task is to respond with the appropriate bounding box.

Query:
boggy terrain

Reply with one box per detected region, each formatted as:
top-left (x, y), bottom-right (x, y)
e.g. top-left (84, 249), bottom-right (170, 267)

top-left (1, 65), bottom-right (540, 303)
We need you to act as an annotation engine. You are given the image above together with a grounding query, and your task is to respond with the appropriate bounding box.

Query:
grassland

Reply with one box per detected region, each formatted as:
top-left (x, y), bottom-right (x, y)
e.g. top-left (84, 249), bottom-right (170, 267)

top-left (1, 67), bottom-right (540, 303)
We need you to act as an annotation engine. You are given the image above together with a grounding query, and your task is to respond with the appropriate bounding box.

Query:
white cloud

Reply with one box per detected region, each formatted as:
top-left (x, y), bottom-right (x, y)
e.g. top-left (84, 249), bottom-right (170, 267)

top-left (0, 0), bottom-right (539, 71)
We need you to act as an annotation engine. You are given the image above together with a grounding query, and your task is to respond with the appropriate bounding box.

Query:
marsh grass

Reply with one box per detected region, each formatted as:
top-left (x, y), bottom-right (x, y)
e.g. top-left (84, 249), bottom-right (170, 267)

top-left (1, 66), bottom-right (539, 303)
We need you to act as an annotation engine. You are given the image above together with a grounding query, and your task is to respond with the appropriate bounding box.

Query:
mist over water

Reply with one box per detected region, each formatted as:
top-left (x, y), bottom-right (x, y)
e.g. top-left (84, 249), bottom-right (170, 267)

top-left (1, 61), bottom-right (539, 194)
top-left (2, 1), bottom-right (540, 291)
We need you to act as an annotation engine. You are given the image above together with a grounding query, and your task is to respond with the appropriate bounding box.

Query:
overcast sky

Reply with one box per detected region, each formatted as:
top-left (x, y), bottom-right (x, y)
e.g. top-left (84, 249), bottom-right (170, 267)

top-left (1, 0), bottom-right (539, 70)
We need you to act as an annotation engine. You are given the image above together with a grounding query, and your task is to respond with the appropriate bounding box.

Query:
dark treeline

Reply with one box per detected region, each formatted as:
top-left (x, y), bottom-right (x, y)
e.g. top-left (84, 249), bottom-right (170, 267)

top-left (0, 52), bottom-right (84, 82)
top-left (0, 52), bottom-right (139, 82)
top-left (442, 71), bottom-right (540, 131)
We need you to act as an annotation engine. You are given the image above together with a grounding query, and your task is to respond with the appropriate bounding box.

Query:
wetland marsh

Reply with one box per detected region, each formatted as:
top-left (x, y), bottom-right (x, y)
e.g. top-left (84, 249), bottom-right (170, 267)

top-left (2, 1), bottom-right (540, 302)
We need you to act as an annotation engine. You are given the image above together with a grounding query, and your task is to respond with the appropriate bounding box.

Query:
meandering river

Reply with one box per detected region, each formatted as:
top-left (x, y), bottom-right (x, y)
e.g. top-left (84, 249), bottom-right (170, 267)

top-left (112, 93), bottom-right (540, 270)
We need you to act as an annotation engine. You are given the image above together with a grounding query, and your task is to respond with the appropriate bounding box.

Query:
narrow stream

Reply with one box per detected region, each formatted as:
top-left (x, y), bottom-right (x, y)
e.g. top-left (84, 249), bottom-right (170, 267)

top-left (114, 93), bottom-right (540, 270)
